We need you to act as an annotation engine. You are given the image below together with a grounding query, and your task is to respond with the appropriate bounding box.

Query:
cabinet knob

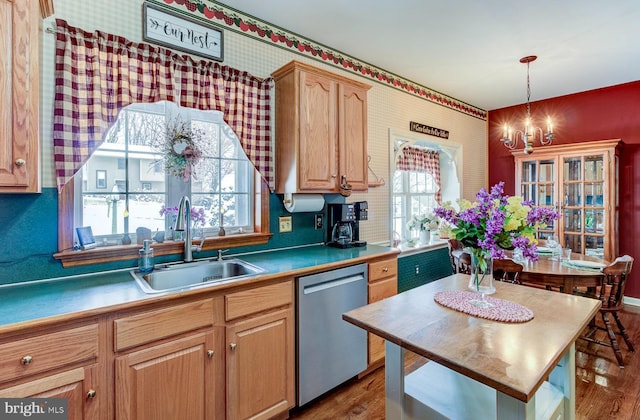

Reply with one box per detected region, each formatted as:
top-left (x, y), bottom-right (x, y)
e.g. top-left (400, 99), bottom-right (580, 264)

top-left (230, 343), bottom-right (237, 350)
top-left (207, 350), bottom-right (215, 358)
top-left (382, 267), bottom-right (389, 272)
top-left (15, 159), bottom-right (26, 167)
top-left (87, 389), bottom-right (97, 399)
top-left (21, 355), bottom-right (33, 365)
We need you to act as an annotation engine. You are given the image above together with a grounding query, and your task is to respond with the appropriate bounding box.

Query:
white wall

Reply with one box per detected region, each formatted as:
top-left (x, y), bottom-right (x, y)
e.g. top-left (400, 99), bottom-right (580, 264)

top-left (41, 0), bottom-right (488, 245)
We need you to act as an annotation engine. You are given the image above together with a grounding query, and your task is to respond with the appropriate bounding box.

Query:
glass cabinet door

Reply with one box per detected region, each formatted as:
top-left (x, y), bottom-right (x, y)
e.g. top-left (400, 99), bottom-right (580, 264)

top-left (563, 154), bottom-right (606, 258)
top-left (518, 158), bottom-right (557, 239)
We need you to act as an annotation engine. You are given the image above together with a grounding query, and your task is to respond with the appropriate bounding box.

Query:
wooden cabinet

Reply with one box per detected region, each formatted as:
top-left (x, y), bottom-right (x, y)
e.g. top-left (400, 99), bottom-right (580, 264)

top-left (272, 60), bottom-right (370, 193)
top-left (367, 257), bottom-right (398, 368)
top-left (225, 280), bottom-right (294, 420)
top-left (0, 0), bottom-right (41, 192)
top-left (0, 323), bottom-right (101, 419)
top-left (513, 139), bottom-right (622, 261)
top-left (115, 333), bottom-right (217, 420)
top-left (113, 299), bottom-right (221, 420)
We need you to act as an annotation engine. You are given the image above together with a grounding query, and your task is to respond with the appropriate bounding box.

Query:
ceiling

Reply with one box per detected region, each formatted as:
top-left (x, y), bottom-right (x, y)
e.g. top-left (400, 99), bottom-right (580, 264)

top-left (217, 0), bottom-right (640, 111)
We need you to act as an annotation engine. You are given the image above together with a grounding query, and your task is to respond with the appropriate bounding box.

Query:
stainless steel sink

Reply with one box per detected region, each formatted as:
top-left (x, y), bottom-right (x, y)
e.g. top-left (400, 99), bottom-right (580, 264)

top-left (131, 259), bottom-right (266, 293)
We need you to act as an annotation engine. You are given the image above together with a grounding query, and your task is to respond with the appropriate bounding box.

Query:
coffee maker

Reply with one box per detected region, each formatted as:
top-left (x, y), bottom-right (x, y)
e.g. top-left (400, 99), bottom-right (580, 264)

top-left (327, 202), bottom-right (368, 248)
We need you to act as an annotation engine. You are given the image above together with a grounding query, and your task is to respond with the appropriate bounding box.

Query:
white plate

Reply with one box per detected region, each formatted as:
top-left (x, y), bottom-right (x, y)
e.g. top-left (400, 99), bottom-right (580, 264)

top-left (536, 246), bottom-right (552, 253)
top-left (568, 260), bottom-right (606, 269)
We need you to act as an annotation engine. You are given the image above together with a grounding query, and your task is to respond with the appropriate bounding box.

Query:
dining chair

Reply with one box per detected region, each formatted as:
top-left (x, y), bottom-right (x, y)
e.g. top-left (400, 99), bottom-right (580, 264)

top-left (447, 239), bottom-right (464, 273)
top-left (457, 251), bottom-right (472, 275)
top-left (579, 255), bottom-right (634, 368)
top-left (492, 258), bottom-right (524, 284)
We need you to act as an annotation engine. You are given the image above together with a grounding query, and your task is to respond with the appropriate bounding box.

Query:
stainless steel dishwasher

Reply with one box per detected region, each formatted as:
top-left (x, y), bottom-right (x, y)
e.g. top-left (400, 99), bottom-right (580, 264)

top-left (296, 263), bottom-right (368, 406)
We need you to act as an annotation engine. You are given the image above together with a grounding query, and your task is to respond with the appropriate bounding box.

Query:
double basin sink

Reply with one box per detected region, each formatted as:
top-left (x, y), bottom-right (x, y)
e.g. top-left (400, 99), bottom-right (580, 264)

top-left (131, 258), bottom-right (266, 294)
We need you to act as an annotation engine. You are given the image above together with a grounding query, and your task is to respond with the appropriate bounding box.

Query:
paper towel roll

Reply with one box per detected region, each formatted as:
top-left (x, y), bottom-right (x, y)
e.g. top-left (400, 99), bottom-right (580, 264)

top-left (283, 194), bottom-right (325, 213)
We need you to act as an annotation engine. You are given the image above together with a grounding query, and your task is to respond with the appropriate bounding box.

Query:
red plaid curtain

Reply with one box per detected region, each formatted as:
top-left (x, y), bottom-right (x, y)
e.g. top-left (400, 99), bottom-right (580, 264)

top-left (53, 19), bottom-right (274, 192)
top-left (396, 145), bottom-right (441, 202)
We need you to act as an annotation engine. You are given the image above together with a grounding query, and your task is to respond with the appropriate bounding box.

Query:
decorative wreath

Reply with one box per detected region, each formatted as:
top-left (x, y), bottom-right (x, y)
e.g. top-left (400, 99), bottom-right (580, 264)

top-left (155, 118), bottom-right (205, 181)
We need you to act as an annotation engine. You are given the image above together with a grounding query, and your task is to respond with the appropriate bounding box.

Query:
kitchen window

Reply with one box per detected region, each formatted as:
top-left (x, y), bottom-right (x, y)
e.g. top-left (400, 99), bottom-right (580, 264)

top-left (56, 102), bottom-right (271, 267)
top-left (389, 129), bottom-right (462, 245)
top-left (74, 101), bottom-right (253, 244)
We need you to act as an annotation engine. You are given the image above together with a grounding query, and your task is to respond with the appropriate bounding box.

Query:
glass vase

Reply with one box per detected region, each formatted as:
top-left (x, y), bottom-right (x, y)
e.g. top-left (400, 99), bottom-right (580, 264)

top-left (467, 249), bottom-right (495, 308)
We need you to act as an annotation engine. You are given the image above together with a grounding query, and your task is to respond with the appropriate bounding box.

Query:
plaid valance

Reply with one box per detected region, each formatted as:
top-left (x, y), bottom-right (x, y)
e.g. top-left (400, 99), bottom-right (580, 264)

top-left (53, 19), bottom-right (274, 192)
top-left (396, 145), bottom-right (442, 203)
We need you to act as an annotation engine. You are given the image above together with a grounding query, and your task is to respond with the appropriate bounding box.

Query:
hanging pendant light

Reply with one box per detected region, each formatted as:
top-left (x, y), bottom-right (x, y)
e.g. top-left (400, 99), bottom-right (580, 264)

top-left (500, 56), bottom-right (553, 155)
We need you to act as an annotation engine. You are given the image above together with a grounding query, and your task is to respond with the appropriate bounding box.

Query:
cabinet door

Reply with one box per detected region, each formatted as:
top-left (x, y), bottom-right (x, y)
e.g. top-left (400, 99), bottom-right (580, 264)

top-left (0, 0), bottom-right (39, 191)
top-left (115, 333), bottom-right (216, 420)
top-left (226, 308), bottom-right (294, 420)
top-left (367, 276), bottom-right (398, 365)
top-left (516, 156), bottom-right (559, 239)
top-left (298, 70), bottom-right (338, 191)
top-left (0, 366), bottom-right (100, 420)
top-left (339, 82), bottom-right (369, 191)
top-left (560, 151), bottom-right (610, 259)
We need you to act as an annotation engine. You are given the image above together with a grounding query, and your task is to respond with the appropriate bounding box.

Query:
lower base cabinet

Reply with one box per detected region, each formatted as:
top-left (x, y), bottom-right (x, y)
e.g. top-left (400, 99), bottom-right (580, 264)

top-left (226, 308), bottom-right (294, 419)
top-left (115, 333), bottom-right (217, 420)
top-left (0, 365), bottom-right (100, 420)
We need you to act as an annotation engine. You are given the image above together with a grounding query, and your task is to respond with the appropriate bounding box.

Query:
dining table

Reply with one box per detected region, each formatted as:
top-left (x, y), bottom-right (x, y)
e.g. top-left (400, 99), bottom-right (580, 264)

top-left (343, 274), bottom-right (601, 419)
top-left (451, 247), bottom-right (609, 294)
top-left (513, 250), bottom-right (608, 294)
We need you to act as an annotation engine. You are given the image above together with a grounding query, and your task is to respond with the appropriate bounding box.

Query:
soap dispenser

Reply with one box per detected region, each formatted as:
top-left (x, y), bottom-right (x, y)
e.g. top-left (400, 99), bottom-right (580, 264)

top-left (138, 239), bottom-right (154, 273)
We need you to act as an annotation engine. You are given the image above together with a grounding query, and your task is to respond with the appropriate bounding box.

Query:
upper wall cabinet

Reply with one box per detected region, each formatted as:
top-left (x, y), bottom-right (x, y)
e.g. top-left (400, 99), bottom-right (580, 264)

top-left (513, 139), bottom-right (622, 261)
top-left (0, 0), bottom-right (48, 192)
top-left (272, 61), bottom-right (371, 194)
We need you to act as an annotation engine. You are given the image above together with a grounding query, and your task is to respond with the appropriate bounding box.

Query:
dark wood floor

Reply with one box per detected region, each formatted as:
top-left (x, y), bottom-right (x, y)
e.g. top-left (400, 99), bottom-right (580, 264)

top-left (290, 305), bottom-right (640, 420)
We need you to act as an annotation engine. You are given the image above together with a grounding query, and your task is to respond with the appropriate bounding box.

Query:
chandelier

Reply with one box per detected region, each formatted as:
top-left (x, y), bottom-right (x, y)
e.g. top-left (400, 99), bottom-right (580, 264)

top-left (500, 55), bottom-right (553, 155)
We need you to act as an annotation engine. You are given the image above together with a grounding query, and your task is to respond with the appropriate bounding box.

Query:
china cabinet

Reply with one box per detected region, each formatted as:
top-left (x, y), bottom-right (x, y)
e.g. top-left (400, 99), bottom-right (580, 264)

top-left (272, 60), bottom-right (370, 193)
top-left (513, 139), bottom-right (622, 261)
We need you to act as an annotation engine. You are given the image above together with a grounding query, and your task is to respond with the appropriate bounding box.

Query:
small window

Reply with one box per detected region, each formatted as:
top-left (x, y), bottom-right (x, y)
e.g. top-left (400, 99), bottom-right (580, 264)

top-left (389, 130), bottom-right (462, 245)
top-left (96, 170), bottom-right (107, 189)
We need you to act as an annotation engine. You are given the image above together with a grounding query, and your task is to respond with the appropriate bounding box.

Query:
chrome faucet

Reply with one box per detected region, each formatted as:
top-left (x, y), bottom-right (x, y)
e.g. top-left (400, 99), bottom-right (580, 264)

top-left (174, 196), bottom-right (204, 262)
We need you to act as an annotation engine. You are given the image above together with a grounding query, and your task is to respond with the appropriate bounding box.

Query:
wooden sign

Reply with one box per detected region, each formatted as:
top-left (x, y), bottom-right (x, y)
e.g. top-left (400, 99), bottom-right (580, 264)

top-left (143, 3), bottom-right (224, 61)
top-left (409, 121), bottom-right (449, 139)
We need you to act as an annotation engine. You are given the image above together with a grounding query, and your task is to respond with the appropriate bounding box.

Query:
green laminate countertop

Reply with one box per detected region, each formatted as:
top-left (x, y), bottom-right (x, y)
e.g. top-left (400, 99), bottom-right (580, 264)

top-left (0, 244), bottom-right (398, 332)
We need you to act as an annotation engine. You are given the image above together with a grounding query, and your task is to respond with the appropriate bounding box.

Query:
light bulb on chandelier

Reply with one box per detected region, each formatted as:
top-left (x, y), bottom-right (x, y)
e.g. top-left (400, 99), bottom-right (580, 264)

top-left (500, 55), bottom-right (553, 155)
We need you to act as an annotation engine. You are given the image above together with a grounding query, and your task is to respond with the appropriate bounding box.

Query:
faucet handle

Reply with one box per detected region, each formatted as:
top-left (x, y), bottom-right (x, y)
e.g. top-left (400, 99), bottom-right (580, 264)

top-left (217, 249), bottom-right (229, 260)
top-left (193, 236), bottom-right (206, 253)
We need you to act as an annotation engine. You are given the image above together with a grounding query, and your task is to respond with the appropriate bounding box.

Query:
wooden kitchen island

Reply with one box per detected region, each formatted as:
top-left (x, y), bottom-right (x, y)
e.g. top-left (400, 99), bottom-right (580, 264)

top-left (343, 274), bottom-right (601, 419)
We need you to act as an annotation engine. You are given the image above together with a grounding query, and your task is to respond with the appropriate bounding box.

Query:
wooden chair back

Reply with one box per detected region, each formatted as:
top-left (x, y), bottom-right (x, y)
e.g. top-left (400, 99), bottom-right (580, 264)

top-left (457, 251), bottom-right (472, 275)
top-left (447, 239), bottom-right (464, 273)
top-left (492, 258), bottom-right (524, 284)
top-left (598, 255), bottom-right (634, 312)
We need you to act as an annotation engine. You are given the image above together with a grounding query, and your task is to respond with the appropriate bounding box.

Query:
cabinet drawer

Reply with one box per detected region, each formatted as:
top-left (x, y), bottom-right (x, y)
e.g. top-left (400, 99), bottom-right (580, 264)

top-left (0, 324), bottom-right (98, 383)
top-left (369, 258), bottom-right (398, 282)
top-left (368, 277), bottom-right (397, 304)
top-left (225, 281), bottom-right (292, 321)
top-left (114, 299), bottom-right (214, 352)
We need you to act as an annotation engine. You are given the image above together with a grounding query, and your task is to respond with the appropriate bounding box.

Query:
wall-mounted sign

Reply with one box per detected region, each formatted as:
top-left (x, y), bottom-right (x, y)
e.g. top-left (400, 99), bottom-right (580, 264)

top-left (409, 121), bottom-right (449, 139)
top-left (143, 3), bottom-right (224, 61)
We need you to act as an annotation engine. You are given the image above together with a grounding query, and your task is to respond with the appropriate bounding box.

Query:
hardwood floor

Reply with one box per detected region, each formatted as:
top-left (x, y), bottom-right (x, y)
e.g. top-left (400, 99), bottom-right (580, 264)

top-left (290, 306), bottom-right (640, 419)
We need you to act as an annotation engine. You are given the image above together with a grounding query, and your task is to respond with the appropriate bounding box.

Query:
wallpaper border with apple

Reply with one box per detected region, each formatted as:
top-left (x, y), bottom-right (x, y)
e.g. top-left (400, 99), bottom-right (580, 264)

top-left (153, 0), bottom-right (488, 120)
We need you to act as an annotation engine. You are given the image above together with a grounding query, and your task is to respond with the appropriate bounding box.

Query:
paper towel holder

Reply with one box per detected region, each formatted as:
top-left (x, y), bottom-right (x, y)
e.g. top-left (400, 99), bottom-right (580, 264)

top-left (282, 193), bottom-right (325, 213)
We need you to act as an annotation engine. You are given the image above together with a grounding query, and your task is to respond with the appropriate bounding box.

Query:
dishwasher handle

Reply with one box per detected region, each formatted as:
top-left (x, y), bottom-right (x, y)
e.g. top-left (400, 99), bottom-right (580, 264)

top-left (303, 274), bottom-right (365, 295)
